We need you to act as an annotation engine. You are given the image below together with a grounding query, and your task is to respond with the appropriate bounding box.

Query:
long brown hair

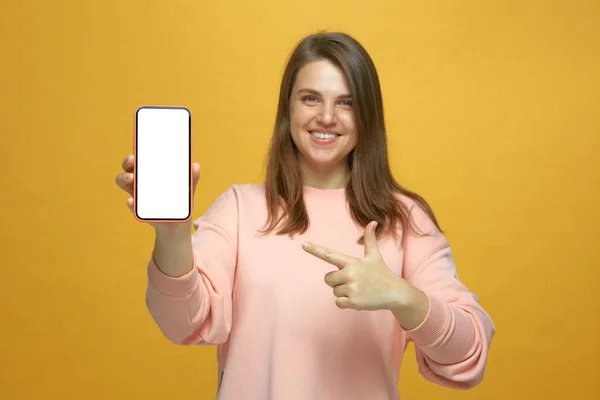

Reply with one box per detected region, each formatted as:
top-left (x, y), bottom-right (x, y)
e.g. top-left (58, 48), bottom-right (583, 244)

top-left (261, 31), bottom-right (441, 246)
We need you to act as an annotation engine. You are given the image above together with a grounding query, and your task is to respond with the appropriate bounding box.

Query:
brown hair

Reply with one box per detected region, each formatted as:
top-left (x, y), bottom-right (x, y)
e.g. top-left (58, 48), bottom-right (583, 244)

top-left (261, 31), bottom-right (441, 245)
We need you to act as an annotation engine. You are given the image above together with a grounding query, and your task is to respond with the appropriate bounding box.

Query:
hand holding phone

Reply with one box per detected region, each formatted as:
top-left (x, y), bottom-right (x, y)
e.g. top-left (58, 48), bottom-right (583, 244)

top-left (115, 106), bottom-right (200, 231)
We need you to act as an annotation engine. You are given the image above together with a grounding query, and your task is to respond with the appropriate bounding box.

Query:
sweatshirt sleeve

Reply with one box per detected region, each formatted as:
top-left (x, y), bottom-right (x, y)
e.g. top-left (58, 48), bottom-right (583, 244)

top-left (144, 186), bottom-right (239, 346)
top-left (401, 202), bottom-right (495, 389)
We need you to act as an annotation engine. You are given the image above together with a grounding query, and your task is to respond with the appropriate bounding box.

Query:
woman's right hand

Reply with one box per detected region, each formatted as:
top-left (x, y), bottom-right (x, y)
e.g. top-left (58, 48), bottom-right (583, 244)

top-left (115, 154), bottom-right (201, 233)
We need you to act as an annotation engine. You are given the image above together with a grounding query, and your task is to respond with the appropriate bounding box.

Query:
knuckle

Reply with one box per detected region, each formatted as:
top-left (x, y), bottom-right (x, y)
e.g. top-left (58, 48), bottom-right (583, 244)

top-left (347, 284), bottom-right (357, 296)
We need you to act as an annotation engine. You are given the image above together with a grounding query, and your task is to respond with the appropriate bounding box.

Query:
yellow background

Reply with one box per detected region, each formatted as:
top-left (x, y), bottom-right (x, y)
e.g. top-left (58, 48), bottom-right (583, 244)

top-left (2, 0), bottom-right (599, 399)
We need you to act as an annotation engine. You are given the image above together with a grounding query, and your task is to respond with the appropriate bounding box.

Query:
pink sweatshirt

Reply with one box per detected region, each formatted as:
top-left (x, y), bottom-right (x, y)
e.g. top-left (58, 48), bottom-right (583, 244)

top-left (145, 184), bottom-right (495, 399)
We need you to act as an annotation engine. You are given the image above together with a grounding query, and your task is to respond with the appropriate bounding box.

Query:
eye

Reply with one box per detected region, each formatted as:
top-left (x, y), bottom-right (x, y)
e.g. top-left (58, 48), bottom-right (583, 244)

top-left (339, 99), bottom-right (352, 107)
top-left (302, 96), bottom-right (319, 103)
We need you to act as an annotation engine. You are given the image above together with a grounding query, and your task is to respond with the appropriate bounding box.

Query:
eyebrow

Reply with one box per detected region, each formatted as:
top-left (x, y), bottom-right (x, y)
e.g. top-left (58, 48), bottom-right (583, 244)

top-left (296, 88), bottom-right (352, 98)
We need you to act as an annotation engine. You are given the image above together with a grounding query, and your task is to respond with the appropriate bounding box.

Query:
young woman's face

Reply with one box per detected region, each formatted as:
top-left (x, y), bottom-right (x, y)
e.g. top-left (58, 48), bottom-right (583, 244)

top-left (289, 59), bottom-right (358, 178)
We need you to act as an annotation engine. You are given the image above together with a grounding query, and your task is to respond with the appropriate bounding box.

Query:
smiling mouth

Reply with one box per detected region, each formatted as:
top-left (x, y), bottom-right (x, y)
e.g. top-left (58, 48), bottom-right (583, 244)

top-left (309, 131), bottom-right (340, 140)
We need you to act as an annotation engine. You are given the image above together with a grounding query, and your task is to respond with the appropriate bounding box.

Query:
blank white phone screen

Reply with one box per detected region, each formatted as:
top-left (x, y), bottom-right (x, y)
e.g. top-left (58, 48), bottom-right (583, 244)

top-left (135, 106), bottom-right (191, 220)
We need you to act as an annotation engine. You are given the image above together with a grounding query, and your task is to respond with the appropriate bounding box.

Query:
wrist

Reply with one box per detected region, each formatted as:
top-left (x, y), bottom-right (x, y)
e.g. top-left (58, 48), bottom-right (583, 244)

top-left (389, 282), bottom-right (430, 330)
top-left (152, 224), bottom-right (194, 278)
top-left (388, 280), bottom-right (418, 310)
top-left (154, 222), bottom-right (192, 240)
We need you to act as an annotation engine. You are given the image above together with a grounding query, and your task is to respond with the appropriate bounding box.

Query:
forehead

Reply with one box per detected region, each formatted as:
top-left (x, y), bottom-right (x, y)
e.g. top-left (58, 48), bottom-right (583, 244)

top-left (293, 59), bottom-right (350, 94)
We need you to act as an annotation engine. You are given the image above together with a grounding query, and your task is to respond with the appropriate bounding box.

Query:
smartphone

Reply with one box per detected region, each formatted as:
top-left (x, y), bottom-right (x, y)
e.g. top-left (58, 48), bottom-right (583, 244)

top-left (134, 105), bottom-right (192, 222)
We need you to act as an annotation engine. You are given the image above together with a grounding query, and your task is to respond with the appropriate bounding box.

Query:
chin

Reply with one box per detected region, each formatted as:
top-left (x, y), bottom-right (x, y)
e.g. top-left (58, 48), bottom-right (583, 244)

top-left (301, 152), bottom-right (348, 169)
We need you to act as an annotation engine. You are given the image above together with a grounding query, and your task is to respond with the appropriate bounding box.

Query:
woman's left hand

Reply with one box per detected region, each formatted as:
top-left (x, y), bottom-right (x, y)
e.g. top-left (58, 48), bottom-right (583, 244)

top-left (302, 221), bottom-right (420, 311)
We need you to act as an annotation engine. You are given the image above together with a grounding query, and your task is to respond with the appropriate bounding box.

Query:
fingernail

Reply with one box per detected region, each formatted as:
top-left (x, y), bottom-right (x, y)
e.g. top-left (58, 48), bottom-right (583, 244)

top-left (302, 242), bottom-right (308, 249)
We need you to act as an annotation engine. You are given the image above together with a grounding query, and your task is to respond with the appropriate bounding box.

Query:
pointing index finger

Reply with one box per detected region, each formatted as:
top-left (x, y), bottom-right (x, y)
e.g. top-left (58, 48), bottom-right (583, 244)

top-left (302, 242), bottom-right (354, 269)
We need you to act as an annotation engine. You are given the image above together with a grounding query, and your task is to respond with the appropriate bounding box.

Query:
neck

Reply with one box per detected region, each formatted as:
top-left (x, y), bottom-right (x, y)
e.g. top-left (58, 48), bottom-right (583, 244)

top-left (299, 158), bottom-right (350, 190)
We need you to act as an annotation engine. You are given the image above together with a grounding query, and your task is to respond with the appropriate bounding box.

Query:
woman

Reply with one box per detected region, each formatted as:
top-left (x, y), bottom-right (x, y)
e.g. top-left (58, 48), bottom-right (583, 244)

top-left (116, 32), bottom-right (495, 400)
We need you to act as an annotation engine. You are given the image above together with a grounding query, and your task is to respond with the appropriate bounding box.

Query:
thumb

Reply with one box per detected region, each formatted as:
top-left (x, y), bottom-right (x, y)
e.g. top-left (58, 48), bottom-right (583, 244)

top-left (364, 221), bottom-right (381, 258)
top-left (192, 163), bottom-right (201, 193)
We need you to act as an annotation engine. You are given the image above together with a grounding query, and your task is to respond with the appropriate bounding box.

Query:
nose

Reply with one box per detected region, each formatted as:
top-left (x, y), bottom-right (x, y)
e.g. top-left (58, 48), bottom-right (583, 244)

top-left (316, 102), bottom-right (337, 126)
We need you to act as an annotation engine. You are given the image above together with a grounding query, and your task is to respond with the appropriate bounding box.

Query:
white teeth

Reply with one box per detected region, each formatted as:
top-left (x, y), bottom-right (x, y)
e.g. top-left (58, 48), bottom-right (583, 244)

top-left (310, 132), bottom-right (337, 139)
